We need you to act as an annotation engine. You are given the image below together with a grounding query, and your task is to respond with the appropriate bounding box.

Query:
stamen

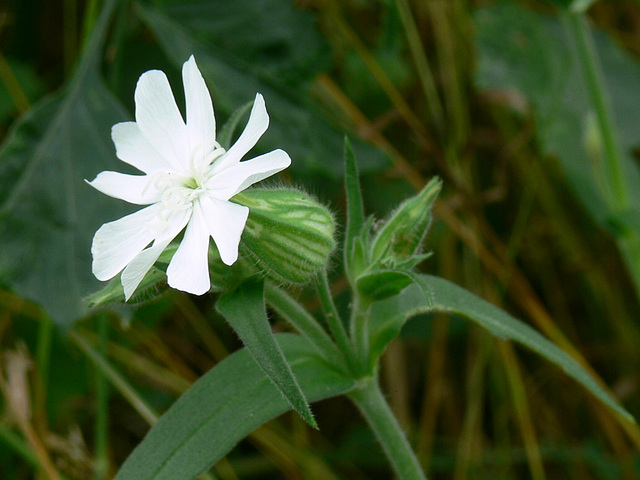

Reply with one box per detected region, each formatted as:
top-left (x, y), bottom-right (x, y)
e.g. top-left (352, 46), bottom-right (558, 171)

top-left (186, 141), bottom-right (226, 189)
top-left (142, 171), bottom-right (187, 196)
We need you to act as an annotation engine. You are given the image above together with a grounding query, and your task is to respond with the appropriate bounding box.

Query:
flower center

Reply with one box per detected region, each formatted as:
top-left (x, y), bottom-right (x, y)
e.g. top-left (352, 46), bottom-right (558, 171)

top-left (145, 142), bottom-right (227, 230)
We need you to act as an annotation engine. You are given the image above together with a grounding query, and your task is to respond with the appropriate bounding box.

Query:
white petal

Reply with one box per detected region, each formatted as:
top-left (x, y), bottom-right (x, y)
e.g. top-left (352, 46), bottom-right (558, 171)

top-left (205, 149), bottom-right (291, 200)
top-left (210, 93), bottom-right (269, 174)
top-left (182, 56), bottom-right (216, 153)
top-left (120, 209), bottom-right (191, 300)
top-left (88, 171), bottom-right (162, 205)
top-left (199, 195), bottom-right (249, 265)
top-left (91, 204), bottom-right (161, 281)
top-left (135, 69), bottom-right (190, 172)
top-left (121, 240), bottom-right (170, 300)
top-left (166, 206), bottom-right (211, 295)
top-left (111, 122), bottom-right (172, 174)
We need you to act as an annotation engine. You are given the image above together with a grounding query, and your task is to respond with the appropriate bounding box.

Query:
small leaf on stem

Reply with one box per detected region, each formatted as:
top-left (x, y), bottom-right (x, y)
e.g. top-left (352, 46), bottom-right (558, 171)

top-left (217, 279), bottom-right (318, 428)
top-left (343, 138), bottom-right (366, 282)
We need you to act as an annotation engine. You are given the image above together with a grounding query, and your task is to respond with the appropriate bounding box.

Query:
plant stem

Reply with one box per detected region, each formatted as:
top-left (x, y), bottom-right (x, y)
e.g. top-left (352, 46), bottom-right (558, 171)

top-left (315, 271), bottom-right (359, 373)
top-left (264, 283), bottom-right (344, 368)
top-left (350, 295), bottom-right (371, 373)
top-left (565, 13), bottom-right (629, 208)
top-left (348, 376), bottom-right (427, 480)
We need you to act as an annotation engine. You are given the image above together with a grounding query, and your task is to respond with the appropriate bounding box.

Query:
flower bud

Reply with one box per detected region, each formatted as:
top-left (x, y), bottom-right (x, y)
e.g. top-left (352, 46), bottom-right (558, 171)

top-left (370, 177), bottom-right (441, 265)
top-left (234, 188), bottom-right (336, 284)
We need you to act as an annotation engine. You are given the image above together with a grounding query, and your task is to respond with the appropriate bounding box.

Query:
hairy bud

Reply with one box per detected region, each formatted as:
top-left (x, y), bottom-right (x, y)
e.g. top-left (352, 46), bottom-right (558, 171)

top-left (370, 177), bottom-right (441, 265)
top-left (234, 188), bottom-right (336, 284)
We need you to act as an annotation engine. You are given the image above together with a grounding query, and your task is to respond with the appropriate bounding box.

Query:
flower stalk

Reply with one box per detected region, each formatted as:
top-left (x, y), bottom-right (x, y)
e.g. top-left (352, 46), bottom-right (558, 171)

top-left (315, 270), bottom-right (360, 374)
top-left (348, 376), bottom-right (428, 480)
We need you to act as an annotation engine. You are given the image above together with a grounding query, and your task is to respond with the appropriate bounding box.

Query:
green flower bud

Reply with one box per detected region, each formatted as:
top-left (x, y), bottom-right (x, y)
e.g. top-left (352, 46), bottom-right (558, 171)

top-left (370, 177), bottom-right (441, 265)
top-left (234, 188), bottom-right (336, 284)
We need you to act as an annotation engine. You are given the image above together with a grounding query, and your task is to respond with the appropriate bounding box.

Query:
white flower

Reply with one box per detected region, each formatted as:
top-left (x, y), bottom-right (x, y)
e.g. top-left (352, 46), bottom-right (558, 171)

top-left (89, 56), bottom-right (291, 300)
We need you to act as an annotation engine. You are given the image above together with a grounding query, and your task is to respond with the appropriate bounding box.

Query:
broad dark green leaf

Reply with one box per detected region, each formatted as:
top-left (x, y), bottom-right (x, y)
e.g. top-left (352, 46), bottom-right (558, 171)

top-left (0, 0), bottom-right (131, 326)
top-left (369, 274), bottom-right (634, 423)
top-left (217, 280), bottom-right (317, 428)
top-left (135, 1), bottom-right (388, 179)
top-left (475, 4), bottom-right (640, 227)
top-left (114, 334), bottom-right (355, 480)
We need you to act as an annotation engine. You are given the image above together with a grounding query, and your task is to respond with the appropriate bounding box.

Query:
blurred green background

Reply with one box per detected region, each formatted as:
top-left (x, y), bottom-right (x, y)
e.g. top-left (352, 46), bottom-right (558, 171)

top-left (1, 0), bottom-right (640, 478)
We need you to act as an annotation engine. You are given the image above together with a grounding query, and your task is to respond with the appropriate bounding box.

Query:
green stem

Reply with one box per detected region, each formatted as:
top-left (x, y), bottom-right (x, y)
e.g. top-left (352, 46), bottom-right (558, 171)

top-left (348, 376), bottom-right (427, 480)
top-left (94, 316), bottom-right (109, 480)
top-left (350, 296), bottom-right (371, 373)
top-left (315, 271), bottom-right (359, 373)
top-left (264, 283), bottom-right (344, 368)
top-left (565, 13), bottom-right (629, 208)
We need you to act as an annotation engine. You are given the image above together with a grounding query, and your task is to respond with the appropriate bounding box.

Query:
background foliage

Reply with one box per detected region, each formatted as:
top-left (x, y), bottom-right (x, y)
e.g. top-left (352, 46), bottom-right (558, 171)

top-left (1, 0), bottom-right (639, 479)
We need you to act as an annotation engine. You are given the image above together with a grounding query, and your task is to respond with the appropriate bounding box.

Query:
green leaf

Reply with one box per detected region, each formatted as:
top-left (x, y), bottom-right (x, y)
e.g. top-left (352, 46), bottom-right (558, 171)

top-left (0, 0), bottom-right (131, 326)
top-left (114, 334), bottom-right (355, 480)
top-left (369, 274), bottom-right (635, 423)
top-left (216, 280), bottom-right (317, 428)
top-left (356, 269), bottom-right (414, 302)
top-left (344, 137), bottom-right (366, 282)
top-left (135, 1), bottom-right (388, 180)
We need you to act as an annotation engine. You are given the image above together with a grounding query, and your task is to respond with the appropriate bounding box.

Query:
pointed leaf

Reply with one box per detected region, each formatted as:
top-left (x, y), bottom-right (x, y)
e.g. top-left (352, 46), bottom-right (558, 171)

top-left (114, 334), bottom-right (355, 480)
top-left (368, 274), bottom-right (634, 423)
top-left (344, 138), bottom-right (366, 282)
top-left (216, 280), bottom-right (317, 428)
top-left (0, 0), bottom-right (131, 326)
top-left (357, 269), bottom-right (414, 302)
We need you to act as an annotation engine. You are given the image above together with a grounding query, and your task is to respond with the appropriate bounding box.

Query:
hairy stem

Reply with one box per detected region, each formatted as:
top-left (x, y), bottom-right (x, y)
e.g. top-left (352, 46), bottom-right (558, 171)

top-left (348, 376), bottom-right (427, 480)
top-left (316, 271), bottom-right (359, 374)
